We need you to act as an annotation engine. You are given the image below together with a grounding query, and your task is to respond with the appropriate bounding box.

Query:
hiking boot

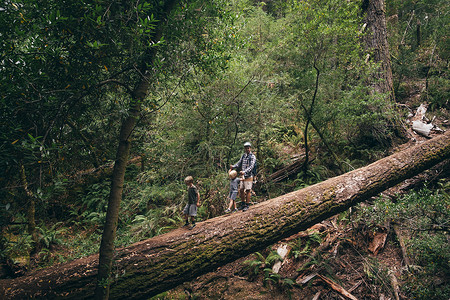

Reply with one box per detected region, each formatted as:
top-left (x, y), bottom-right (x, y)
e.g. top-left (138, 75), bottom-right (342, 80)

top-left (189, 223), bottom-right (196, 230)
top-left (242, 205), bottom-right (249, 212)
top-left (232, 208), bottom-right (238, 213)
top-left (224, 209), bottom-right (231, 213)
top-left (183, 222), bottom-right (190, 227)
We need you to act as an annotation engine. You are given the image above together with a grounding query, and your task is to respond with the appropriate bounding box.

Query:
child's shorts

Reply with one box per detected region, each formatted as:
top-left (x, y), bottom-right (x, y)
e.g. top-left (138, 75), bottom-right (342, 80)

top-left (183, 203), bottom-right (197, 216)
top-left (228, 191), bottom-right (238, 200)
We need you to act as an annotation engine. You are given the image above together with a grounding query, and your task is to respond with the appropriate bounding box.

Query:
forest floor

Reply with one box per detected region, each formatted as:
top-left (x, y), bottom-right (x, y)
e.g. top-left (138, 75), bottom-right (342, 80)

top-left (161, 213), bottom-right (405, 300)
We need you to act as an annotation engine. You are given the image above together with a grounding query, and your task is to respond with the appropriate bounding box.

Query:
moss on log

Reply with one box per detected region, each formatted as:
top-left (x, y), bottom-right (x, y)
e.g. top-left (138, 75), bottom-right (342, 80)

top-left (1, 131), bottom-right (449, 299)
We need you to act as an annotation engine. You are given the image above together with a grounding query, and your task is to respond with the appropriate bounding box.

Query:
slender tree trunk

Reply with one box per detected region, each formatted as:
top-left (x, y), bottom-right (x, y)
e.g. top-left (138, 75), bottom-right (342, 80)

top-left (94, 97), bottom-right (144, 299)
top-left (416, 20), bottom-right (421, 48)
top-left (300, 103), bottom-right (344, 173)
top-left (94, 1), bottom-right (178, 299)
top-left (19, 164), bottom-right (38, 246)
top-left (3, 131), bottom-right (449, 300)
top-left (227, 102), bottom-right (240, 167)
top-left (301, 64), bottom-right (320, 174)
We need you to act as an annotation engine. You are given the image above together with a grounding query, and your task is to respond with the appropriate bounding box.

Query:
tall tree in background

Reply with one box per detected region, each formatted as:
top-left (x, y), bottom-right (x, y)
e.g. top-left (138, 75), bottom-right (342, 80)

top-left (358, 0), bottom-right (408, 146)
top-left (269, 0), bottom-right (375, 169)
top-left (94, 0), bottom-right (179, 298)
top-left (362, 0), bottom-right (395, 97)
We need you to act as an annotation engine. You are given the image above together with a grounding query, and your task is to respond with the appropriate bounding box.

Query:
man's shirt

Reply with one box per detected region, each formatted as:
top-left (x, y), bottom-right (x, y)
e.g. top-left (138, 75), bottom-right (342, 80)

top-left (233, 152), bottom-right (256, 178)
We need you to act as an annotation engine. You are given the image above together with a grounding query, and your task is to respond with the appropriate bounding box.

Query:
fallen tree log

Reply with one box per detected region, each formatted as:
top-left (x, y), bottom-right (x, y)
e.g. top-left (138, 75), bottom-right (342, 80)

top-left (266, 155), bottom-right (305, 183)
top-left (1, 131), bottom-right (449, 299)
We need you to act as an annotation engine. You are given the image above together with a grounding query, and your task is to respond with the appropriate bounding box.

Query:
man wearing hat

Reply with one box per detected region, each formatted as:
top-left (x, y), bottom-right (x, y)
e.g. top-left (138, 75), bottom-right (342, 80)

top-left (229, 142), bottom-right (256, 211)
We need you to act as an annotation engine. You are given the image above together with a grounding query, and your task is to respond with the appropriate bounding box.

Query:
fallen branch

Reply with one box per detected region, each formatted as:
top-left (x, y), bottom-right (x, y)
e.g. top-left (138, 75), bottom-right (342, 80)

top-left (272, 244), bottom-right (291, 273)
top-left (393, 224), bottom-right (411, 266)
top-left (317, 274), bottom-right (358, 300)
top-left (281, 223), bottom-right (329, 243)
top-left (381, 160), bottom-right (449, 201)
top-left (266, 155), bottom-right (305, 183)
top-left (409, 103), bottom-right (444, 138)
top-left (412, 121), bottom-right (434, 137)
top-left (347, 280), bottom-right (362, 293)
top-left (296, 272), bottom-right (318, 285)
top-left (312, 290), bottom-right (322, 300)
top-left (389, 270), bottom-right (400, 300)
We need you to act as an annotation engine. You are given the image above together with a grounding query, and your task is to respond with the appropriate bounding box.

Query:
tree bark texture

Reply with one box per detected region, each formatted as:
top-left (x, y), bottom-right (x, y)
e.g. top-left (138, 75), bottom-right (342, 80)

top-left (1, 131), bottom-right (449, 299)
top-left (362, 0), bottom-right (394, 96)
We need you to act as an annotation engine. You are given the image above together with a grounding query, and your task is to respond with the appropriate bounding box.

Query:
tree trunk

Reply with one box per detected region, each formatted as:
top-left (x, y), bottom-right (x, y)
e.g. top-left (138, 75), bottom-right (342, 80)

top-left (94, 98), bottom-right (143, 300)
top-left (19, 164), bottom-right (38, 246)
top-left (301, 64), bottom-right (320, 174)
top-left (361, 0), bottom-right (408, 142)
top-left (1, 131), bottom-right (449, 300)
top-left (362, 0), bottom-right (394, 97)
top-left (94, 1), bottom-right (178, 299)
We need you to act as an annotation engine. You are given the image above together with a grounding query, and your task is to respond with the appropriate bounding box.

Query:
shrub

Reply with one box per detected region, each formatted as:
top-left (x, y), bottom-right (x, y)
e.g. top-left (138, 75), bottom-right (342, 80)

top-left (356, 182), bottom-right (450, 299)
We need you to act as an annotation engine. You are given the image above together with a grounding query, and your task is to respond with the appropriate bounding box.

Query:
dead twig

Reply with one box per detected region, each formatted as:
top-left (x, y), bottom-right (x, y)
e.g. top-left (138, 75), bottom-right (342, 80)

top-left (393, 224), bottom-right (411, 267)
top-left (317, 274), bottom-right (358, 300)
top-left (389, 270), bottom-right (400, 300)
top-left (312, 291), bottom-right (322, 300)
top-left (348, 280), bottom-right (363, 293)
top-left (296, 272), bottom-right (317, 285)
top-left (281, 223), bottom-right (329, 242)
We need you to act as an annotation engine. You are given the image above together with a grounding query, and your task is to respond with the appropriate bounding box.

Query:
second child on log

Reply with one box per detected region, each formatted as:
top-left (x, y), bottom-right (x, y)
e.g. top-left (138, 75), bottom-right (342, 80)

top-left (182, 176), bottom-right (200, 230)
top-left (224, 170), bottom-right (241, 213)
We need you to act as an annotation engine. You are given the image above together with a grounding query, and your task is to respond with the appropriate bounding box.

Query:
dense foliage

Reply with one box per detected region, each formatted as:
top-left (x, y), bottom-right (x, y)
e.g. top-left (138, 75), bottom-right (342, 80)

top-left (0, 0), bottom-right (448, 297)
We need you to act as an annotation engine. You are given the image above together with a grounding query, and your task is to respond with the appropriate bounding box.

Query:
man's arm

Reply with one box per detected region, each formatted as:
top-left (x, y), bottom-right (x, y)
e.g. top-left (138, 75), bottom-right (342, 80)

top-left (230, 155), bottom-right (243, 171)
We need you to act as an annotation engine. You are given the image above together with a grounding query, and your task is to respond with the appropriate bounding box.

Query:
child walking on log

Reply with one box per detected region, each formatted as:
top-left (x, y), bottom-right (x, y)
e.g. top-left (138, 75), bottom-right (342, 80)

top-left (183, 176), bottom-right (200, 230)
top-left (224, 170), bottom-right (241, 213)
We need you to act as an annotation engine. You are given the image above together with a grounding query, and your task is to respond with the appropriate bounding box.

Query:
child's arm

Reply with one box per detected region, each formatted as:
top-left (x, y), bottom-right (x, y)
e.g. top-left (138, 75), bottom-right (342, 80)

top-left (196, 190), bottom-right (200, 206)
